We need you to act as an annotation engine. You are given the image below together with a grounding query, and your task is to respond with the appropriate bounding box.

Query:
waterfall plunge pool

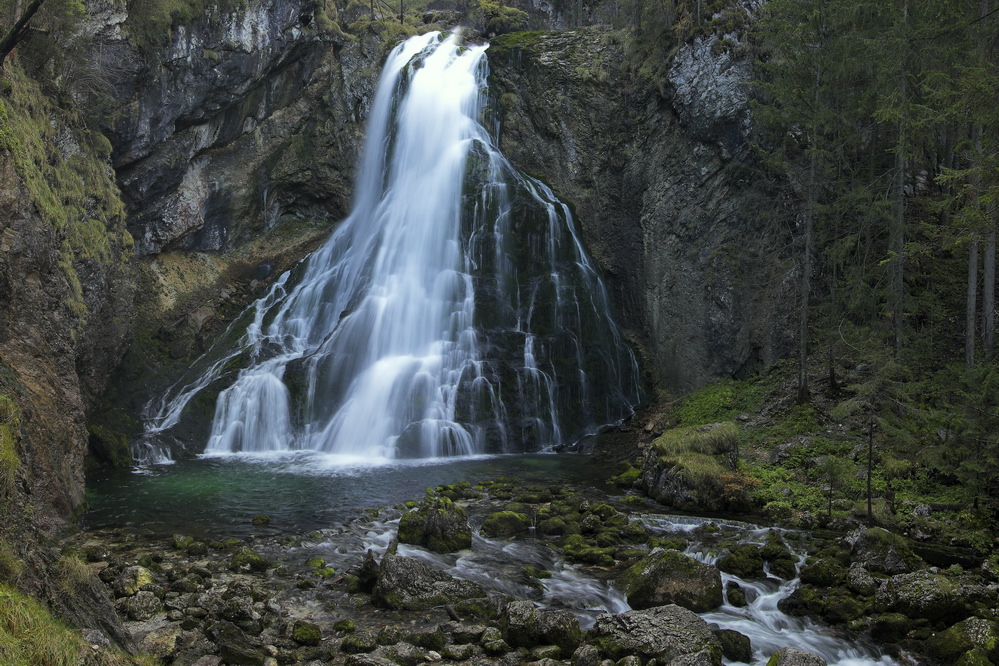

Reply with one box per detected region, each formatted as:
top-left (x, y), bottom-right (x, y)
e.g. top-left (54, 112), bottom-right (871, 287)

top-left (83, 452), bottom-right (610, 539)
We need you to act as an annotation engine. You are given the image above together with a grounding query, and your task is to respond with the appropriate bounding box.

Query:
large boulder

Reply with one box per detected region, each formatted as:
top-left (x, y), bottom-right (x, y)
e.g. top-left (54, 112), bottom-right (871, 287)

top-left (766, 646), bottom-right (827, 666)
top-left (372, 553), bottom-right (486, 611)
top-left (112, 566), bottom-right (156, 598)
top-left (875, 571), bottom-right (993, 623)
top-left (397, 498), bottom-right (472, 553)
top-left (925, 618), bottom-right (999, 664)
top-left (847, 528), bottom-right (922, 575)
top-left (587, 605), bottom-right (722, 665)
top-left (480, 511), bottom-right (531, 538)
top-left (617, 548), bottom-right (723, 612)
top-left (503, 600), bottom-right (581, 655)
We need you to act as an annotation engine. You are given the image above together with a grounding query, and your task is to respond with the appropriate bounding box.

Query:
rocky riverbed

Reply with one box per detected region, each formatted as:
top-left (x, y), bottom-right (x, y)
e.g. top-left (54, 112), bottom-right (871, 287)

top-left (62, 476), bottom-right (999, 665)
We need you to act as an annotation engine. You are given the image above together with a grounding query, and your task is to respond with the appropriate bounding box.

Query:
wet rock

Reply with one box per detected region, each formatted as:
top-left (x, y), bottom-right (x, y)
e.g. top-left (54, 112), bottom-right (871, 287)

top-left (670, 650), bottom-right (716, 666)
top-left (292, 620), bottom-right (322, 646)
top-left (875, 571), bottom-right (989, 622)
top-left (870, 613), bottom-right (918, 643)
top-left (571, 643), bottom-right (601, 666)
top-left (372, 553), bottom-right (486, 610)
top-left (341, 630), bottom-right (379, 653)
top-left (848, 528), bottom-right (923, 575)
top-left (113, 566), bottom-right (156, 597)
top-left (761, 531), bottom-right (798, 579)
top-left (725, 581), bottom-right (747, 608)
top-left (587, 604), bottom-right (722, 664)
top-left (230, 547), bottom-right (270, 572)
top-left (617, 548), bottom-right (723, 612)
top-left (713, 628), bottom-right (751, 663)
top-left (407, 626), bottom-right (446, 651)
top-left (717, 544), bottom-right (764, 578)
top-left (766, 646), bottom-right (827, 666)
top-left (925, 617), bottom-right (999, 664)
top-left (345, 655), bottom-right (397, 666)
top-left (116, 590), bottom-right (163, 621)
top-left (503, 600), bottom-right (581, 654)
top-left (140, 624), bottom-right (184, 659)
top-left (451, 623), bottom-right (487, 644)
top-left (846, 564), bottom-right (878, 596)
top-left (483, 639), bottom-right (511, 655)
top-left (382, 643), bottom-right (429, 666)
top-left (799, 559), bottom-right (847, 587)
top-left (481, 510), bottom-right (531, 538)
top-left (397, 498), bottom-right (472, 553)
top-left (441, 643), bottom-right (476, 660)
top-left (206, 620), bottom-right (264, 665)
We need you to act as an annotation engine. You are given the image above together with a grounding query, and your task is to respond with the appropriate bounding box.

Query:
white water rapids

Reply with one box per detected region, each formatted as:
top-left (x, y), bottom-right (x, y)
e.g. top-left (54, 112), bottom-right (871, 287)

top-left (141, 32), bottom-right (639, 461)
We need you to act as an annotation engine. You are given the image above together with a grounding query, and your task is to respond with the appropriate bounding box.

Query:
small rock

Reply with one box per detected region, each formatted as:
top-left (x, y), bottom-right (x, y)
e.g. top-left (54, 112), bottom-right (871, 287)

top-left (767, 646), bottom-right (827, 666)
top-left (292, 620), bottom-right (322, 646)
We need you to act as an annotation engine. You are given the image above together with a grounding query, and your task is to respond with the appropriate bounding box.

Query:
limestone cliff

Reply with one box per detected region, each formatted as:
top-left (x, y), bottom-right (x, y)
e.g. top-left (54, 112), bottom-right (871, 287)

top-left (489, 28), bottom-right (794, 394)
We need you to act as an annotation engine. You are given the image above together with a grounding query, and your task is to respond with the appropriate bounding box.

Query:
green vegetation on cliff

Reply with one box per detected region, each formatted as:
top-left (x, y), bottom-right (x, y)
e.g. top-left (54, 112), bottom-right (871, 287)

top-left (0, 67), bottom-right (131, 331)
top-left (0, 395), bottom-right (19, 499)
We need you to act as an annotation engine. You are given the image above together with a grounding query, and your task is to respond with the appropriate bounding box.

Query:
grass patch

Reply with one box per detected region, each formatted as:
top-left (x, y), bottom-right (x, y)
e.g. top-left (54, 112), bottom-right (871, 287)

top-left (654, 422), bottom-right (739, 456)
top-left (0, 583), bottom-right (85, 665)
top-left (0, 395), bottom-right (21, 499)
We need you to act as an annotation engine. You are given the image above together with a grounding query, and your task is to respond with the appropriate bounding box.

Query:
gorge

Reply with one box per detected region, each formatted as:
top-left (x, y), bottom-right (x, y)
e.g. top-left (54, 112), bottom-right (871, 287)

top-left (0, 0), bottom-right (997, 664)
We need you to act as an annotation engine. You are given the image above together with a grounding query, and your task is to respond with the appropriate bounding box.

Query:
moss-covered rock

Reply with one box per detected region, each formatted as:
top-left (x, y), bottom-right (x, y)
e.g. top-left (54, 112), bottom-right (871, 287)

top-left (503, 600), bottom-right (581, 654)
top-left (799, 559), bottom-right (848, 587)
top-left (714, 628), bottom-right (752, 663)
top-left (292, 620), bottom-right (322, 646)
top-left (717, 544), bottom-right (765, 578)
top-left (229, 546), bottom-right (269, 572)
top-left (341, 630), bottom-right (379, 653)
top-left (481, 510), bottom-right (531, 538)
top-left (397, 497), bottom-right (473, 553)
top-left (761, 531), bottom-right (797, 580)
top-left (112, 566), bottom-right (155, 598)
top-left (588, 604), bottom-right (722, 664)
top-left (560, 534), bottom-right (615, 566)
top-left (372, 553), bottom-right (486, 610)
top-left (875, 571), bottom-right (984, 622)
top-left (618, 548), bottom-right (723, 612)
top-left (765, 646), bottom-right (827, 665)
top-left (849, 527), bottom-right (923, 575)
top-left (925, 618), bottom-right (999, 664)
top-left (870, 612), bottom-right (919, 643)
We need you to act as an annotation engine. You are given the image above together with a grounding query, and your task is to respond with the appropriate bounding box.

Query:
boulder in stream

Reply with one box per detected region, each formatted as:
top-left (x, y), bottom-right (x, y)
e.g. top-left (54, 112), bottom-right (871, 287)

top-left (617, 548), bottom-right (723, 612)
top-left (587, 604), bottom-right (722, 665)
top-left (875, 570), bottom-right (992, 622)
top-left (503, 599), bottom-right (581, 655)
top-left (372, 552), bottom-right (486, 610)
top-left (766, 646), bottom-right (827, 666)
top-left (397, 498), bottom-right (473, 553)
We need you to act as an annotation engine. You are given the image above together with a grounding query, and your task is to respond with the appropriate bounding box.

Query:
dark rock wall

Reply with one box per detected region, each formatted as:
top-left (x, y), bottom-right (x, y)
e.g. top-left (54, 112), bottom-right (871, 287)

top-left (489, 29), bottom-right (794, 394)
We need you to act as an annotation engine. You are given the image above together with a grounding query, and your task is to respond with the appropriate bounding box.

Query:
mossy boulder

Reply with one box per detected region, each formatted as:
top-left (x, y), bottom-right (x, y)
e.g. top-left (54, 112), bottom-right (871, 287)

top-left (799, 559), bottom-right (847, 587)
top-left (761, 531), bottom-right (797, 579)
top-left (875, 570), bottom-right (986, 622)
top-left (230, 547), bottom-right (270, 572)
top-left (870, 612), bottom-right (918, 643)
top-left (503, 600), bottom-right (581, 654)
top-left (560, 534), bottom-right (615, 566)
top-left (292, 620), bottom-right (322, 646)
top-left (588, 604), bottom-right (722, 664)
top-left (341, 630), bottom-right (378, 653)
top-left (849, 527), bottom-right (923, 575)
top-left (618, 548), bottom-right (723, 612)
top-left (112, 566), bottom-right (155, 598)
top-left (714, 628), bottom-right (752, 663)
top-left (397, 498), bottom-right (473, 553)
top-left (481, 511), bottom-right (531, 538)
top-left (925, 618), bottom-right (999, 664)
top-left (717, 544), bottom-right (765, 578)
top-left (372, 553), bottom-right (486, 610)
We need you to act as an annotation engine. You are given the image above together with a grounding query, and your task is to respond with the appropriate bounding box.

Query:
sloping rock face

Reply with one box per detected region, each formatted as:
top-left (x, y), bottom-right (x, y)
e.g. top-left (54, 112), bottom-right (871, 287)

top-left (97, 0), bottom-right (373, 256)
top-left (489, 29), bottom-right (794, 392)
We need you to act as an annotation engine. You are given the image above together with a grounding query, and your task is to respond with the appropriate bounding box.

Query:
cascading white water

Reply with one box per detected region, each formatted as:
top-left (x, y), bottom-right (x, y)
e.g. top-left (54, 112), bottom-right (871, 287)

top-left (141, 32), bottom-right (639, 461)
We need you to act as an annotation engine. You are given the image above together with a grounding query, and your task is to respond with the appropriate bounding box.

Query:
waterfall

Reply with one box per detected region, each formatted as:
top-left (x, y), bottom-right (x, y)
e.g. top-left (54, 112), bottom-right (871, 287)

top-left (142, 31), bottom-right (640, 461)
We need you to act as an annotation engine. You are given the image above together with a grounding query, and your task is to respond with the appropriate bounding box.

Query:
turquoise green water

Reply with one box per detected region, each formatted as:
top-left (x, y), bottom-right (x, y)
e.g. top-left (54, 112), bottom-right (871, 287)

top-left (84, 453), bottom-right (607, 539)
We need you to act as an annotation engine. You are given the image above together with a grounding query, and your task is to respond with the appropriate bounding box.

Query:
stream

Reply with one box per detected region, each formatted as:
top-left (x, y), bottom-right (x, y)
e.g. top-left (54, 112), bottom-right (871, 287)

top-left (85, 454), bottom-right (901, 665)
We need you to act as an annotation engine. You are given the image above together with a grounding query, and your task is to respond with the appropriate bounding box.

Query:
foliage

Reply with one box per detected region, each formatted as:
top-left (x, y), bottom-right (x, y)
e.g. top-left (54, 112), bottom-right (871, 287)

top-left (473, 0), bottom-right (528, 36)
top-left (669, 374), bottom-right (774, 427)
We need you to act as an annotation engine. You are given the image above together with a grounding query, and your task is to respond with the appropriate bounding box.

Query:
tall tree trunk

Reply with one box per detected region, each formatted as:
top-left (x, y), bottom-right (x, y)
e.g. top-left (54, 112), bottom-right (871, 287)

top-left (985, 229), bottom-right (996, 355)
top-left (798, 73), bottom-right (821, 405)
top-left (967, 237), bottom-right (980, 368)
top-left (0, 0), bottom-right (46, 69)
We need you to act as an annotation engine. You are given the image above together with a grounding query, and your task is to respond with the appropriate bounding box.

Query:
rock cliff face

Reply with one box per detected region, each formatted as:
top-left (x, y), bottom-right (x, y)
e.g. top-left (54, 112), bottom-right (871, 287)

top-left (489, 29), bottom-right (794, 394)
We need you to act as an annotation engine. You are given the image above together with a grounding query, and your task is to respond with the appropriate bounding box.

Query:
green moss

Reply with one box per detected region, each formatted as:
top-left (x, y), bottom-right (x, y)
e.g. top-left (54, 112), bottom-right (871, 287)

top-left (481, 511), bottom-right (530, 538)
top-left (717, 544), bottom-right (765, 578)
top-left (333, 618), bottom-right (356, 632)
top-left (0, 395), bottom-right (21, 498)
top-left (654, 422), bottom-right (739, 456)
top-left (609, 467), bottom-right (641, 486)
top-left (86, 424), bottom-right (132, 469)
top-left (292, 619), bottom-right (322, 646)
top-left (0, 69), bottom-right (132, 334)
top-left (305, 557), bottom-right (326, 569)
top-left (0, 541), bottom-right (23, 584)
top-left (230, 546), bottom-right (269, 572)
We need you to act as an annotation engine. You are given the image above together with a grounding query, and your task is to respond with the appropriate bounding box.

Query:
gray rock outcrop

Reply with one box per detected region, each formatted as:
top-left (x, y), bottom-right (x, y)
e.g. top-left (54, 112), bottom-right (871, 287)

top-left (587, 604), bottom-right (722, 665)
